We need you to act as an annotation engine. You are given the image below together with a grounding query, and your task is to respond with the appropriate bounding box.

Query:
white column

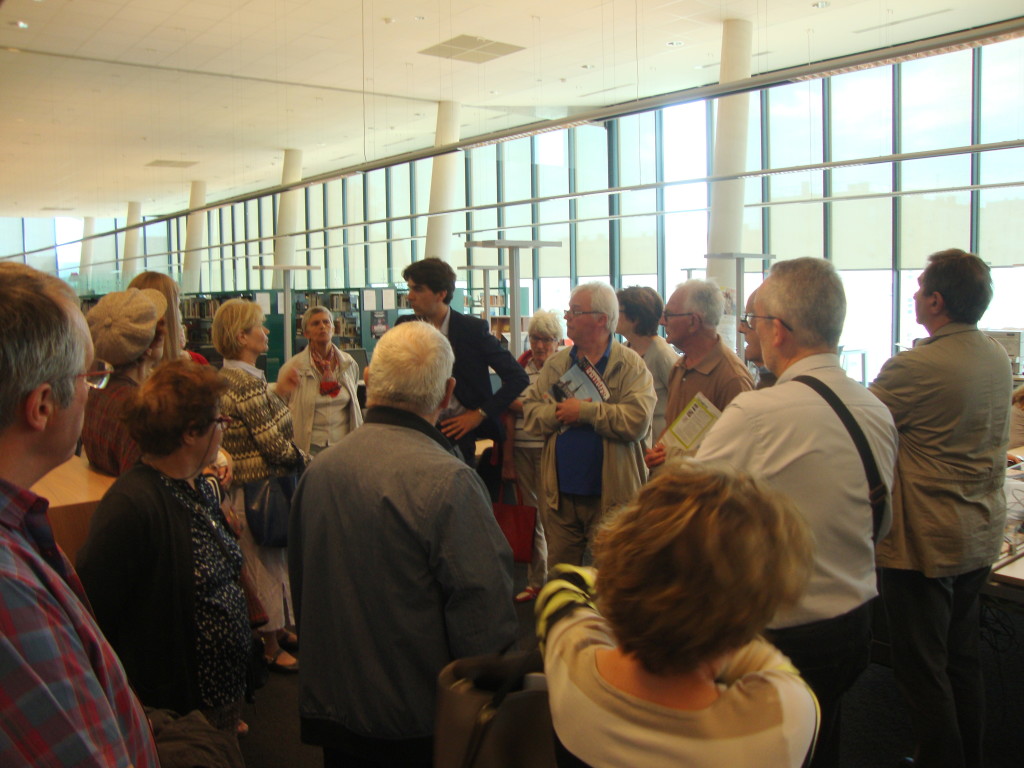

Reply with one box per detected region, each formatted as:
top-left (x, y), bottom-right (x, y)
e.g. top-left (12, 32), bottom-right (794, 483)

top-left (182, 181), bottom-right (206, 294)
top-left (79, 216), bottom-right (95, 290)
top-left (425, 101), bottom-right (461, 262)
top-left (121, 201), bottom-right (143, 282)
top-left (272, 148), bottom-right (304, 289)
top-left (707, 19), bottom-right (753, 295)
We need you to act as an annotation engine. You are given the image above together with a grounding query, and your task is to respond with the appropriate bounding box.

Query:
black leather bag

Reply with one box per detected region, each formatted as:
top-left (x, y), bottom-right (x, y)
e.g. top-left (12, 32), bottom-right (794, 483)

top-left (242, 473), bottom-right (298, 547)
top-left (435, 650), bottom-right (557, 768)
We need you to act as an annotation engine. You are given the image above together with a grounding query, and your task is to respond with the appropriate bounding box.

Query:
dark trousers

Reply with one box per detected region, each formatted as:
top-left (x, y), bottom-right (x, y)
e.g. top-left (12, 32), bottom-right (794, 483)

top-left (879, 566), bottom-right (989, 768)
top-left (765, 601), bottom-right (873, 768)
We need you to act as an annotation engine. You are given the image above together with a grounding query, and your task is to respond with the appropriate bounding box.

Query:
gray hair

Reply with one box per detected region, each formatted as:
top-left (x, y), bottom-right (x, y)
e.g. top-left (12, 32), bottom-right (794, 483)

top-left (528, 310), bottom-right (563, 341)
top-left (302, 305), bottom-right (334, 332)
top-left (367, 321), bottom-right (454, 416)
top-left (677, 279), bottom-right (724, 327)
top-left (0, 264), bottom-right (85, 433)
top-left (761, 258), bottom-right (846, 349)
top-left (572, 282), bottom-right (618, 332)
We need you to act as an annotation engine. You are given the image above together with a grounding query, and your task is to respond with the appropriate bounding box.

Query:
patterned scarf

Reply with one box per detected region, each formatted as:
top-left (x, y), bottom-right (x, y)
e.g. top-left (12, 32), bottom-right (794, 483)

top-left (310, 345), bottom-right (341, 398)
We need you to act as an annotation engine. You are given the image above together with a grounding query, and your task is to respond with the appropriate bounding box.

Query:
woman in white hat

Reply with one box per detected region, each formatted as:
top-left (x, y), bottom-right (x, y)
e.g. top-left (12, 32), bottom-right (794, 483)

top-left (82, 287), bottom-right (167, 476)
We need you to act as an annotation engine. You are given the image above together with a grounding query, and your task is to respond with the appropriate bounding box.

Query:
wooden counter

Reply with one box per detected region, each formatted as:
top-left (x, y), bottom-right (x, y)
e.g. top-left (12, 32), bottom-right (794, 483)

top-left (30, 454), bottom-right (115, 564)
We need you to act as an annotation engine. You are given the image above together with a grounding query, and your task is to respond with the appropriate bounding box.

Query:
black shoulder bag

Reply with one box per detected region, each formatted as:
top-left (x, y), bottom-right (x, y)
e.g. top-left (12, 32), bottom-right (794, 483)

top-left (792, 375), bottom-right (888, 544)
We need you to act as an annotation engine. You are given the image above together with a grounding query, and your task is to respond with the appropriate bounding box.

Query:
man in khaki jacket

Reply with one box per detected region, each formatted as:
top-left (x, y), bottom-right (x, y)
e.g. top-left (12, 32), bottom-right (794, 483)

top-left (870, 248), bottom-right (1011, 768)
top-left (523, 282), bottom-right (654, 573)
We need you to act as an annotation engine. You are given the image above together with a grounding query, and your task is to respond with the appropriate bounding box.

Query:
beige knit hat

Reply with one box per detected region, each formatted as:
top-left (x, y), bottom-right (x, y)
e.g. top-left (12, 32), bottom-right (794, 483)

top-left (87, 288), bottom-right (168, 367)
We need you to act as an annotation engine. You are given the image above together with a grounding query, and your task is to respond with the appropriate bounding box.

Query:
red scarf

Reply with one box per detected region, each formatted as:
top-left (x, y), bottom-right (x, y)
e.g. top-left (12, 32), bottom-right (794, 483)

top-left (310, 346), bottom-right (341, 398)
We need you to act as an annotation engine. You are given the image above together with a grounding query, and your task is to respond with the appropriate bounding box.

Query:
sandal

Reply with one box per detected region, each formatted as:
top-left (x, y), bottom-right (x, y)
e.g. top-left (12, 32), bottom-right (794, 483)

top-left (278, 629), bottom-right (299, 654)
top-left (514, 586), bottom-right (539, 603)
top-left (264, 648), bottom-right (299, 673)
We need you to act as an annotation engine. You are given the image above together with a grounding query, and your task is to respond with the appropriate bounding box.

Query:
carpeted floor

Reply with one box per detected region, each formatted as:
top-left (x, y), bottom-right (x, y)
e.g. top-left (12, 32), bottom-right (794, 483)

top-left (240, 577), bottom-right (1024, 768)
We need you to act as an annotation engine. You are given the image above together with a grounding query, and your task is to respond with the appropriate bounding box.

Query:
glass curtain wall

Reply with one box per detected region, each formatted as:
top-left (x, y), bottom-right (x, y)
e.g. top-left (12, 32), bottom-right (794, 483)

top-left (3, 38), bottom-right (1024, 380)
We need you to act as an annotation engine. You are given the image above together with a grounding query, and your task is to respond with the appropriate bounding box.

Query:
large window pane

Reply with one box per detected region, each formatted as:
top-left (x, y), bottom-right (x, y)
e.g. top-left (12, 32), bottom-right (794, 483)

top-left (832, 198), bottom-right (892, 270)
top-left (900, 50), bottom-right (973, 153)
top-left (770, 202), bottom-right (823, 260)
top-left (838, 270), bottom-right (894, 382)
top-left (899, 191), bottom-right (971, 268)
top-left (980, 37), bottom-right (1024, 144)
top-left (831, 66), bottom-right (893, 161)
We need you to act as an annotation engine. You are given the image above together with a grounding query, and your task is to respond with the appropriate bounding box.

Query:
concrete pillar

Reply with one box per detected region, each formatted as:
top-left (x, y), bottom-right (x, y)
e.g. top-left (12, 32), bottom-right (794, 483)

top-left (425, 101), bottom-right (461, 262)
top-left (79, 216), bottom-right (95, 290)
top-left (707, 20), bottom-right (753, 288)
top-left (121, 201), bottom-right (143, 282)
top-left (272, 148), bottom-right (304, 290)
top-left (182, 181), bottom-right (206, 294)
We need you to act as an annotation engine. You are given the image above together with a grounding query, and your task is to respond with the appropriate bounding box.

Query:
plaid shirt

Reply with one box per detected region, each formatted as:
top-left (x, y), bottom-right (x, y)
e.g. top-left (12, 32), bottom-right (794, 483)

top-left (0, 477), bottom-right (158, 768)
top-left (81, 376), bottom-right (141, 476)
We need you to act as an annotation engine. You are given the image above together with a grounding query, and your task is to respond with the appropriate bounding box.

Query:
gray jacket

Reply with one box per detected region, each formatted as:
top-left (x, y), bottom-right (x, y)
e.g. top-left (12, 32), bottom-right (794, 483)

top-left (288, 406), bottom-right (517, 743)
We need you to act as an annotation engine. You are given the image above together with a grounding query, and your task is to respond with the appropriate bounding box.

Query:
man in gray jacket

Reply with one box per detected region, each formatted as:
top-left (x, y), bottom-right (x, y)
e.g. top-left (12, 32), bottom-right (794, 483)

top-left (870, 249), bottom-right (1010, 768)
top-left (289, 321), bottom-right (517, 768)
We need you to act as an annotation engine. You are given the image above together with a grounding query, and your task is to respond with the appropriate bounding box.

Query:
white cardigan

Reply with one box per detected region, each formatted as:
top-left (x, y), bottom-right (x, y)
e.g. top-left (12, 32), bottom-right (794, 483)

top-left (275, 345), bottom-right (363, 453)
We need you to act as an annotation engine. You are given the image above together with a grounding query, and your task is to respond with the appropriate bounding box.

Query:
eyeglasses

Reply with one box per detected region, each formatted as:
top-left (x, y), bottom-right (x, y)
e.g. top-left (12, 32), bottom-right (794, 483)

top-left (740, 313), bottom-right (794, 332)
top-left (76, 359), bottom-right (113, 390)
top-left (564, 310), bottom-right (604, 318)
top-left (662, 311), bottom-right (695, 320)
top-left (213, 416), bottom-right (234, 431)
top-left (529, 334), bottom-right (556, 343)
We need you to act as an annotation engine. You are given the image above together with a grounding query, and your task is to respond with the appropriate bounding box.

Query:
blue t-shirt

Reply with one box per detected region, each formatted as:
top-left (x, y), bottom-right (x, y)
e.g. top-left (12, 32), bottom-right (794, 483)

top-left (555, 340), bottom-right (611, 496)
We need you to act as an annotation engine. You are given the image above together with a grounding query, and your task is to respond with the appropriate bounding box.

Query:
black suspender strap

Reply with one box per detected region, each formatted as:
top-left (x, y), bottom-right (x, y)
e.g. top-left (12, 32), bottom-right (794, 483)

top-left (792, 375), bottom-right (888, 544)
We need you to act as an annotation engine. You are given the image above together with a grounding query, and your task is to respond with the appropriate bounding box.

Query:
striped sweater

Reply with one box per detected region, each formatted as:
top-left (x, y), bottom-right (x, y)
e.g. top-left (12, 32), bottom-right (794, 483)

top-left (219, 367), bottom-right (307, 485)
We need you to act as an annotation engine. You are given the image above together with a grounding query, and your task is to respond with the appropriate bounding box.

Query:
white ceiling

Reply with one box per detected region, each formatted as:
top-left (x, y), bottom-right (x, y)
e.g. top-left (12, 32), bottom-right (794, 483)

top-left (0, 0), bottom-right (1022, 219)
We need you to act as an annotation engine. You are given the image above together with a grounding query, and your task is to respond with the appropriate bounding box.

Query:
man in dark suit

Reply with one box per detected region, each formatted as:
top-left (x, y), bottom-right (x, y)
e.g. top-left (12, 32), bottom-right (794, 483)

top-left (399, 258), bottom-right (528, 466)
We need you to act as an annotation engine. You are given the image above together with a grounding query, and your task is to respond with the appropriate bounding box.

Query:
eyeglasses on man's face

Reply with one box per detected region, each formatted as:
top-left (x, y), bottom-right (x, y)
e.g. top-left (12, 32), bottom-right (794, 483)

top-left (739, 313), bottom-right (794, 332)
top-left (76, 359), bottom-right (114, 390)
top-left (564, 309), bottom-right (604, 319)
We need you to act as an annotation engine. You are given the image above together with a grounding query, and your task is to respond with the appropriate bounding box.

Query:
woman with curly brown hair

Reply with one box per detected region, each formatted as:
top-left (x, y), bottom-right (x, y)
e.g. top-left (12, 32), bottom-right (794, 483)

top-left (536, 461), bottom-right (819, 768)
top-left (78, 360), bottom-right (250, 734)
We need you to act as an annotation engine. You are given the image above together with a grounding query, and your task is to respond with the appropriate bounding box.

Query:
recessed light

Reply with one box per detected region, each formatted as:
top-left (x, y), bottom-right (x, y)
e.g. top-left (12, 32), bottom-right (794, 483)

top-left (413, 15), bottom-right (426, 22)
top-left (811, 1), bottom-right (830, 8)
top-left (11, 20), bottom-right (29, 29)
top-left (581, 64), bottom-right (595, 70)
top-left (667, 41), bottom-right (683, 47)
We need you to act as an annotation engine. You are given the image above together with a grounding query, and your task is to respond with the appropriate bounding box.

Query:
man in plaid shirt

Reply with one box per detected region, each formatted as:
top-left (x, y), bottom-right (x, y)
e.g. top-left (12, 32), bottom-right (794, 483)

top-left (0, 264), bottom-right (158, 767)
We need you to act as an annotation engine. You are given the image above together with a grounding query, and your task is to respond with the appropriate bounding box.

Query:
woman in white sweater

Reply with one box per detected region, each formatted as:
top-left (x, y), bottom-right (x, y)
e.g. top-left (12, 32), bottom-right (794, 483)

top-left (276, 305), bottom-right (363, 456)
top-left (537, 462), bottom-right (819, 768)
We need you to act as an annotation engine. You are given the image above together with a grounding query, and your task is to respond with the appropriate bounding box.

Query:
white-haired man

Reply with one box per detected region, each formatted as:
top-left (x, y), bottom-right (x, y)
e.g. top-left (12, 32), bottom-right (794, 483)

top-left (289, 321), bottom-right (518, 768)
top-left (523, 281), bottom-right (655, 572)
top-left (696, 258), bottom-right (898, 767)
top-left (646, 278), bottom-right (752, 471)
top-left (0, 264), bottom-right (158, 766)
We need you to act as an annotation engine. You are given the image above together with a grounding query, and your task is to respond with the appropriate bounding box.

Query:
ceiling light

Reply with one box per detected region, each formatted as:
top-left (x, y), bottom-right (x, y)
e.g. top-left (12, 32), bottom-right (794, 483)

top-left (811, 1), bottom-right (830, 8)
top-left (11, 20), bottom-right (29, 29)
top-left (581, 64), bottom-right (595, 70)
top-left (667, 41), bottom-right (684, 47)
top-left (413, 16), bottom-right (426, 22)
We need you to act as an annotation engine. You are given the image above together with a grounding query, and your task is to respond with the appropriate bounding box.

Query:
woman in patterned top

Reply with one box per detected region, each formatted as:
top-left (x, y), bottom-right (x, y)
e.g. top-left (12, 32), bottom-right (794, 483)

top-left (212, 299), bottom-right (308, 673)
top-left (77, 360), bottom-right (250, 734)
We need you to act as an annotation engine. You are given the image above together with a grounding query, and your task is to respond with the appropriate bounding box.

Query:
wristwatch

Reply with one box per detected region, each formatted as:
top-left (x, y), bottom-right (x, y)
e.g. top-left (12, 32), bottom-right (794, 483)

top-left (477, 408), bottom-right (488, 420)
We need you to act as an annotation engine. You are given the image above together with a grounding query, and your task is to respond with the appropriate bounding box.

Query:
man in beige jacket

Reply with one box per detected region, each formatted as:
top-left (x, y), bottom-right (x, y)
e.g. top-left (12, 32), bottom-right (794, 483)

top-left (523, 282), bottom-right (654, 573)
top-left (870, 248), bottom-right (1011, 768)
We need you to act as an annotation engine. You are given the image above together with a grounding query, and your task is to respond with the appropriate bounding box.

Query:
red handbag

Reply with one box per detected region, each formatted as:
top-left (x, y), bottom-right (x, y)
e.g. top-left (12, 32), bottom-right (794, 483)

top-left (492, 482), bottom-right (536, 564)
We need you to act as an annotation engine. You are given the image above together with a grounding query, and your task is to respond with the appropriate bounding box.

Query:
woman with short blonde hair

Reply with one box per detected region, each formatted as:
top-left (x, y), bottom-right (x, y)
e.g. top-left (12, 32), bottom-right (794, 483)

top-left (213, 298), bottom-right (308, 672)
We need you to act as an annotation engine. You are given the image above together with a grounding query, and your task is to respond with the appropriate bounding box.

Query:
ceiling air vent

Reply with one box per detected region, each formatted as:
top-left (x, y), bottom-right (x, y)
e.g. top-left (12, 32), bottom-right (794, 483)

top-left (147, 159), bottom-right (198, 168)
top-left (419, 35), bottom-right (524, 64)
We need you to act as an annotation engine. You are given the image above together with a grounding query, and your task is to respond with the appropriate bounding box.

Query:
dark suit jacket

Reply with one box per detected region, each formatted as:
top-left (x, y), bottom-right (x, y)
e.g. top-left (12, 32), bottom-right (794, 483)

top-left (397, 308), bottom-right (528, 441)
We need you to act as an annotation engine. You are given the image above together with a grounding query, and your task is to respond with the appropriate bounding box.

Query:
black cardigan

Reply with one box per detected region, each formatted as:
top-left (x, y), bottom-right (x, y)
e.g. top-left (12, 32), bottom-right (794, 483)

top-left (77, 464), bottom-right (204, 715)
